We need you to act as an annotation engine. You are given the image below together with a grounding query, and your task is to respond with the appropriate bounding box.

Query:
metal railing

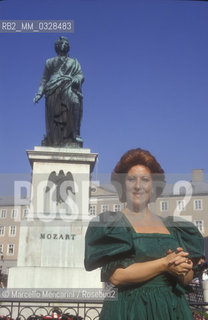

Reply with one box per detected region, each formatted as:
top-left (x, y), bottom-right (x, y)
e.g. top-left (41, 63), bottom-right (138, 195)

top-left (1, 299), bottom-right (208, 320)
top-left (189, 304), bottom-right (208, 320)
top-left (0, 299), bottom-right (102, 320)
top-left (0, 284), bottom-right (208, 320)
top-left (186, 282), bottom-right (208, 320)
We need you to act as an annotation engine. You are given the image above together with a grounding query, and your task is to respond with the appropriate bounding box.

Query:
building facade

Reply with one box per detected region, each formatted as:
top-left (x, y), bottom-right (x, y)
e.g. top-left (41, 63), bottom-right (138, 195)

top-left (156, 169), bottom-right (208, 237)
top-left (0, 196), bottom-right (29, 275)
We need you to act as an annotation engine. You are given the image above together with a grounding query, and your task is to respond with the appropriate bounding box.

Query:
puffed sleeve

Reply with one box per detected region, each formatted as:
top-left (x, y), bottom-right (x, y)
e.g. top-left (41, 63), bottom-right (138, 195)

top-left (166, 217), bottom-right (204, 259)
top-left (84, 211), bottom-right (136, 281)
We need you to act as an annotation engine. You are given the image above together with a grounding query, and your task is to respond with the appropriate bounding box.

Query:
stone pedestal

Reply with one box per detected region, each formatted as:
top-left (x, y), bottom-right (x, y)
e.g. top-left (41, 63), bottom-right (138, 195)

top-left (8, 147), bottom-right (102, 288)
top-left (202, 280), bottom-right (208, 311)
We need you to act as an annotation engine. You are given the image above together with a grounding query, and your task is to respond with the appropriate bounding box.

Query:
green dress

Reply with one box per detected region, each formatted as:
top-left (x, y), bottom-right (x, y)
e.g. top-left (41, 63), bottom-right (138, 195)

top-left (84, 211), bottom-right (204, 320)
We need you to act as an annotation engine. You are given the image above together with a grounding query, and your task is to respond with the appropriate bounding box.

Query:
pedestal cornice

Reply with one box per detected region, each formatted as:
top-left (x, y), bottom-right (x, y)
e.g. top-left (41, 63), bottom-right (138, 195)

top-left (26, 146), bottom-right (98, 172)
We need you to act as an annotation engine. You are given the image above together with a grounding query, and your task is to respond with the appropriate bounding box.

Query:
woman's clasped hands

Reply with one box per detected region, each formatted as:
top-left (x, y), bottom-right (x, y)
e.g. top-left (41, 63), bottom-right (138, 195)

top-left (164, 247), bottom-right (193, 278)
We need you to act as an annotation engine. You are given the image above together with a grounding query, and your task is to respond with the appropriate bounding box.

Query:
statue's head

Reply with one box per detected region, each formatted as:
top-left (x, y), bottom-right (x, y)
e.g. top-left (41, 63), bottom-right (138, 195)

top-left (55, 37), bottom-right (70, 55)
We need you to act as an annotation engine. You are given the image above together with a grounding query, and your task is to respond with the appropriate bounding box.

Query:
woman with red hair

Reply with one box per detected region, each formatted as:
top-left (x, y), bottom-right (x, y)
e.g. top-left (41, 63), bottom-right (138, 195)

top-left (85, 148), bottom-right (204, 319)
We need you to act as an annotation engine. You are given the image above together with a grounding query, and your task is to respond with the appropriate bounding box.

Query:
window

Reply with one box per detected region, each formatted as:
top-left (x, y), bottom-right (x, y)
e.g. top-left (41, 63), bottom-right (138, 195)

top-left (7, 244), bottom-right (15, 255)
top-left (89, 205), bottom-right (96, 216)
top-left (194, 220), bottom-right (204, 233)
top-left (160, 201), bottom-right (168, 212)
top-left (9, 226), bottom-right (16, 237)
top-left (176, 200), bottom-right (185, 211)
top-left (113, 204), bottom-right (121, 212)
top-left (101, 204), bottom-right (109, 213)
top-left (1, 209), bottom-right (7, 219)
top-left (194, 199), bottom-right (203, 211)
top-left (11, 209), bottom-right (18, 218)
top-left (0, 226), bottom-right (5, 236)
top-left (23, 209), bottom-right (28, 218)
top-left (0, 244), bottom-right (3, 255)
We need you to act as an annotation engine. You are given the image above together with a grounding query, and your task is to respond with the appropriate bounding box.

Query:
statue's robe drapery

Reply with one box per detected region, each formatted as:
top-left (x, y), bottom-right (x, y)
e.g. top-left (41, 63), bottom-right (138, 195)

top-left (37, 56), bottom-right (84, 146)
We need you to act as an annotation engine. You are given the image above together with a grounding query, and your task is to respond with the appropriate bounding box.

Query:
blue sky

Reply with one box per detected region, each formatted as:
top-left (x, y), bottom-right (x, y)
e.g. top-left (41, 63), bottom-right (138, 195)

top-left (0, 0), bottom-right (208, 178)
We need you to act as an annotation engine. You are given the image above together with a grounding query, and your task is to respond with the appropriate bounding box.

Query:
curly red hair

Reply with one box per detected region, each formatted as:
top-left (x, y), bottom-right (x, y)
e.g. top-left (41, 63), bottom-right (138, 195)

top-left (111, 148), bottom-right (165, 202)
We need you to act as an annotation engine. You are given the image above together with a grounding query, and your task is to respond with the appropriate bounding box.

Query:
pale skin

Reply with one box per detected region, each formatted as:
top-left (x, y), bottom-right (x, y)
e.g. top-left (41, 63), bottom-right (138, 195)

top-left (109, 165), bottom-right (197, 287)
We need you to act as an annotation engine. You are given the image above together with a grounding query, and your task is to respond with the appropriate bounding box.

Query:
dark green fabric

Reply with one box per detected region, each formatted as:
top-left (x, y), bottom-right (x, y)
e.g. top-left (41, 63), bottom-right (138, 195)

top-left (84, 211), bottom-right (135, 271)
top-left (84, 211), bottom-right (204, 320)
top-left (163, 216), bottom-right (204, 259)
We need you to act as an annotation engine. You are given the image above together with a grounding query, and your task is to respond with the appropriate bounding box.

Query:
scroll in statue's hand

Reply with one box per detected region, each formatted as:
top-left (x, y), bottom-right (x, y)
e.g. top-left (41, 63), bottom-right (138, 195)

top-left (33, 94), bottom-right (42, 104)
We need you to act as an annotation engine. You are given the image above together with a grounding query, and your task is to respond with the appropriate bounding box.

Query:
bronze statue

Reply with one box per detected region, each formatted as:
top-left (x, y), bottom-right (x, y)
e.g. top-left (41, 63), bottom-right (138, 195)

top-left (33, 37), bottom-right (84, 147)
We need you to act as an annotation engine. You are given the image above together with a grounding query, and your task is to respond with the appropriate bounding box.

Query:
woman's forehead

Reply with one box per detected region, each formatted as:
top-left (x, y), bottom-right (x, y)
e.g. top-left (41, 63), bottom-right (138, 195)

top-left (127, 164), bottom-right (151, 176)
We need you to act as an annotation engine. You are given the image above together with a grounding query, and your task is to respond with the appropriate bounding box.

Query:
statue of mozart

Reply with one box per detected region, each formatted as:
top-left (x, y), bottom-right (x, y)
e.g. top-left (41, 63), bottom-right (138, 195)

top-left (33, 36), bottom-right (84, 147)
